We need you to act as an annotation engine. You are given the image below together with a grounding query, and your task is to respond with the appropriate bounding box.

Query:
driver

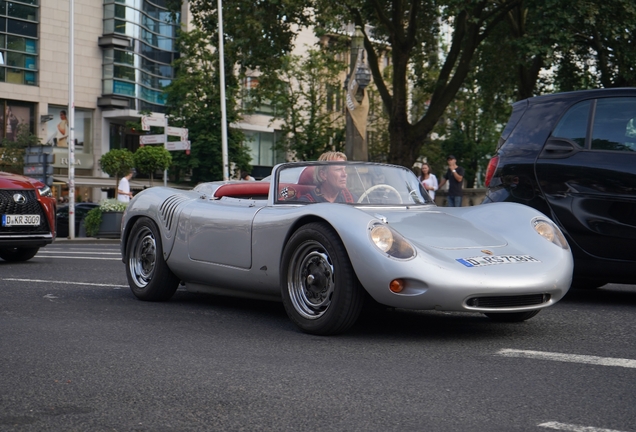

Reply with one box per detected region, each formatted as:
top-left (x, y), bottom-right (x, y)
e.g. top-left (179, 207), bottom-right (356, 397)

top-left (300, 153), bottom-right (356, 203)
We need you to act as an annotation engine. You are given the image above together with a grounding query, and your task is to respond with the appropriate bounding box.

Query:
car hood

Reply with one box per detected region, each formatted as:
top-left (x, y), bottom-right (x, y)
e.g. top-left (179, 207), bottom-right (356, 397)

top-left (365, 208), bottom-right (508, 249)
top-left (0, 171), bottom-right (39, 189)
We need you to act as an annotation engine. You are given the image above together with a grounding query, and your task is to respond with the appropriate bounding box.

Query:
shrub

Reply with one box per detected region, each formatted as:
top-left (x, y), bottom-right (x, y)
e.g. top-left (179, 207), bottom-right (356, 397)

top-left (84, 199), bottom-right (128, 237)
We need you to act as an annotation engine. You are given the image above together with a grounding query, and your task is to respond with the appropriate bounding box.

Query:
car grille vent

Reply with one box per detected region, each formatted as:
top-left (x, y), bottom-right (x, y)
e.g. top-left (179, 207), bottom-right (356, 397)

top-left (0, 190), bottom-right (50, 234)
top-left (466, 294), bottom-right (549, 308)
top-left (159, 195), bottom-right (188, 231)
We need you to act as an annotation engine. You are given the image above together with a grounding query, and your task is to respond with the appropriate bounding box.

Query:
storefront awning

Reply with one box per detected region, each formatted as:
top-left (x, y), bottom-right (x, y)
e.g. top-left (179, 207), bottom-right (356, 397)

top-left (52, 176), bottom-right (191, 190)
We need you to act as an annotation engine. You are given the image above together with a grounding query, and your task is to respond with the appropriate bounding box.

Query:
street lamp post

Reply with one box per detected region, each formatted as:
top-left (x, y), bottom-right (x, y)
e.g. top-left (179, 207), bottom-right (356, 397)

top-left (345, 25), bottom-right (372, 161)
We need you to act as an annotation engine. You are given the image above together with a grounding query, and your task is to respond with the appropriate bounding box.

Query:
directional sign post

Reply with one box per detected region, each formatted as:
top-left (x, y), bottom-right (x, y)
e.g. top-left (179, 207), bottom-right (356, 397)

top-left (139, 134), bottom-right (166, 145)
top-left (165, 141), bottom-right (191, 151)
top-left (141, 115), bottom-right (166, 131)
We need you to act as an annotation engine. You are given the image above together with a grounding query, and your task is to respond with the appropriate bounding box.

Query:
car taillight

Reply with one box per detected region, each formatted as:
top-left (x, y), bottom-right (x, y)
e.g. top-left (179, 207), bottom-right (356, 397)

top-left (484, 155), bottom-right (499, 187)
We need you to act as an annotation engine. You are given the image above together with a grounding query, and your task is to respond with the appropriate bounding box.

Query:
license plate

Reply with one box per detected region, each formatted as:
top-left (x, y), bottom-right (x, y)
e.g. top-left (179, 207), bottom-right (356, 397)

top-left (456, 254), bottom-right (540, 267)
top-left (2, 214), bottom-right (40, 227)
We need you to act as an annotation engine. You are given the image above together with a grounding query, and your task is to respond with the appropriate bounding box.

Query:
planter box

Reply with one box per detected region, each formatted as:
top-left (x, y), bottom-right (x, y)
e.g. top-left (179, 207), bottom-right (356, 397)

top-left (95, 211), bottom-right (123, 239)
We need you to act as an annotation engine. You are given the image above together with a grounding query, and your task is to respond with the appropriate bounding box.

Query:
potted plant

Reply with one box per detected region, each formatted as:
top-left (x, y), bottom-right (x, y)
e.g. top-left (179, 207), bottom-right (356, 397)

top-left (99, 148), bottom-right (135, 195)
top-left (133, 145), bottom-right (172, 186)
top-left (82, 199), bottom-right (128, 238)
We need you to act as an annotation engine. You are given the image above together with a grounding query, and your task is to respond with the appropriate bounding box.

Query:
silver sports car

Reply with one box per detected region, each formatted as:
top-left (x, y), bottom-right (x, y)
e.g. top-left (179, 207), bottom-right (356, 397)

top-left (121, 161), bottom-right (573, 335)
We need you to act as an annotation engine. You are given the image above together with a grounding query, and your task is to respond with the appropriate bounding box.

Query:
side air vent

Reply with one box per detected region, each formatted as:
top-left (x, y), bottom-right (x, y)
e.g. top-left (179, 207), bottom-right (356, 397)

top-left (159, 195), bottom-right (189, 232)
top-left (466, 294), bottom-right (549, 309)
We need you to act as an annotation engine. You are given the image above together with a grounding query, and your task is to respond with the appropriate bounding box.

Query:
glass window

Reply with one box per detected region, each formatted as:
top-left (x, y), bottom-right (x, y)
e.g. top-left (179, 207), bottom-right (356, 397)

top-left (46, 106), bottom-right (93, 154)
top-left (591, 97), bottom-right (636, 152)
top-left (1, 99), bottom-right (35, 140)
top-left (113, 49), bottom-right (134, 65)
top-left (552, 100), bottom-right (591, 147)
top-left (114, 64), bottom-right (135, 81)
top-left (7, 18), bottom-right (36, 37)
top-left (7, 2), bottom-right (37, 21)
top-left (243, 131), bottom-right (278, 166)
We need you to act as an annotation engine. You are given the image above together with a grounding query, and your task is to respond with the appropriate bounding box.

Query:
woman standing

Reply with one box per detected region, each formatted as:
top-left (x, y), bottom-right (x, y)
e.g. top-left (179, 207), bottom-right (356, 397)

top-left (420, 162), bottom-right (438, 200)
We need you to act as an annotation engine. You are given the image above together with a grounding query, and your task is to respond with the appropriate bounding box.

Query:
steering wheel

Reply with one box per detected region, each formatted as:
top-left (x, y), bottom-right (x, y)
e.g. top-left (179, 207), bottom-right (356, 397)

top-left (357, 184), bottom-right (402, 204)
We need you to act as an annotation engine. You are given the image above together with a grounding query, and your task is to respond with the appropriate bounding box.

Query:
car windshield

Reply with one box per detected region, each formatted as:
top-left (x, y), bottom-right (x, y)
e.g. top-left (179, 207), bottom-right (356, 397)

top-left (275, 162), bottom-right (434, 206)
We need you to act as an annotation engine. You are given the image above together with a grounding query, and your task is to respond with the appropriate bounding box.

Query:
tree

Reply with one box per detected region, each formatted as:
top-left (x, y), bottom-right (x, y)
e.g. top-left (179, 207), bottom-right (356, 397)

top-left (255, 49), bottom-right (347, 161)
top-left (133, 146), bottom-right (172, 186)
top-left (0, 124), bottom-right (40, 174)
top-left (99, 148), bottom-right (135, 192)
top-left (163, 29), bottom-right (252, 182)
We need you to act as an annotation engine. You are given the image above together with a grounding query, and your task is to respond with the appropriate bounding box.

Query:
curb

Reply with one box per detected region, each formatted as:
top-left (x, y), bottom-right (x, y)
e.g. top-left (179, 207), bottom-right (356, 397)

top-left (54, 237), bottom-right (121, 244)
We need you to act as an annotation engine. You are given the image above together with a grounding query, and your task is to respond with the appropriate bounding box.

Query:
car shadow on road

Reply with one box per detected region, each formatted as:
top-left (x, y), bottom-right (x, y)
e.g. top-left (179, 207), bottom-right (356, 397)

top-left (562, 284), bottom-right (636, 307)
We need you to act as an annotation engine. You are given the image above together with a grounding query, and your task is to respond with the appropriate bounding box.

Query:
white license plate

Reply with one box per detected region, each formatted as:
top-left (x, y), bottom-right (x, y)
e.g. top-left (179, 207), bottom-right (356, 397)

top-left (2, 214), bottom-right (40, 227)
top-left (456, 254), bottom-right (540, 267)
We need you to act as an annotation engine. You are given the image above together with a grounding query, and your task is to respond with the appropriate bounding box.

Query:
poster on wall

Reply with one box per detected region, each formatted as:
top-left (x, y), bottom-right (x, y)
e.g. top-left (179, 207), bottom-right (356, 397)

top-left (3, 104), bottom-right (33, 141)
top-left (46, 106), bottom-right (93, 152)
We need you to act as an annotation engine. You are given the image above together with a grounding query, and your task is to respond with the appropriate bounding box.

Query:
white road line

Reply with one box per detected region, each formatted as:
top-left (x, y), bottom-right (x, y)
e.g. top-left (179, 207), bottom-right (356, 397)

top-left (498, 349), bottom-right (636, 369)
top-left (2, 278), bottom-right (127, 288)
top-left (539, 421), bottom-right (628, 432)
top-left (38, 251), bottom-right (121, 255)
top-left (34, 255), bottom-right (121, 260)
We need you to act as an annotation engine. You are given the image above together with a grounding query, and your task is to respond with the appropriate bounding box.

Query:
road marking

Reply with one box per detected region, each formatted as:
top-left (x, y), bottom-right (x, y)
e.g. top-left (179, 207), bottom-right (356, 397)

top-left (38, 251), bottom-right (121, 255)
top-left (2, 278), bottom-right (127, 288)
top-left (34, 255), bottom-right (121, 260)
top-left (498, 349), bottom-right (636, 369)
top-left (539, 421), bottom-right (628, 432)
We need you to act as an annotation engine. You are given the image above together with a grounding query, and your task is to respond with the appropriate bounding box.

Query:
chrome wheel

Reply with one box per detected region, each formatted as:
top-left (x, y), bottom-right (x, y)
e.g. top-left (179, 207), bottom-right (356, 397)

top-left (128, 225), bottom-right (157, 288)
top-left (287, 240), bottom-right (335, 320)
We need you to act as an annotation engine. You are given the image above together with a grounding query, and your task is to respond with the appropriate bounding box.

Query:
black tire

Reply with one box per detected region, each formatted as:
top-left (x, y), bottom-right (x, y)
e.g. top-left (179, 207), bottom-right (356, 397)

top-left (0, 247), bottom-right (39, 262)
top-left (125, 217), bottom-right (179, 301)
top-left (484, 310), bottom-right (541, 322)
top-left (281, 222), bottom-right (364, 335)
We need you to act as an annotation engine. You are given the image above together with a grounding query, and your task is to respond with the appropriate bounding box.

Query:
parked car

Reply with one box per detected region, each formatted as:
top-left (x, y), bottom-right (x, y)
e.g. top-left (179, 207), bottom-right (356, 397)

top-left (121, 161), bottom-right (573, 335)
top-left (0, 172), bottom-right (56, 262)
top-left (483, 88), bottom-right (636, 288)
top-left (56, 202), bottom-right (99, 238)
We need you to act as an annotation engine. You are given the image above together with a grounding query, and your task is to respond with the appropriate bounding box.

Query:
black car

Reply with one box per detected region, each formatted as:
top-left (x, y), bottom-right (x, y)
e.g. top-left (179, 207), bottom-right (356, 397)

top-left (483, 88), bottom-right (636, 288)
top-left (56, 203), bottom-right (99, 238)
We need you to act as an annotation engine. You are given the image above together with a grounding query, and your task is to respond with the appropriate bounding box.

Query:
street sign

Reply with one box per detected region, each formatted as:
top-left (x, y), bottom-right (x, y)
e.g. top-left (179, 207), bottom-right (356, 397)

top-left (141, 115), bottom-right (166, 131)
top-left (165, 140), bottom-right (191, 151)
top-left (166, 126), bottom-right (188, 140)
top-left (25, 145), bottom-right (54, 155)
top-left (24, 165), bottom-right (54, 176)
top-left (25, 153), bottom-right (54, 164)
top-left (139, 134), bottom-right (166, 145)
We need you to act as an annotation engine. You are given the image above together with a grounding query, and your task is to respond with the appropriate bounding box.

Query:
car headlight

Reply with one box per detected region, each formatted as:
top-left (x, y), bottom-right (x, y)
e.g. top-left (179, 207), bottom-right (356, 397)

top-left (38, 186), bottom-right (52, 197)
top-left (532, 218), bottom-right (569, 250)
top-left (370, 223), bottom-right (415, 259)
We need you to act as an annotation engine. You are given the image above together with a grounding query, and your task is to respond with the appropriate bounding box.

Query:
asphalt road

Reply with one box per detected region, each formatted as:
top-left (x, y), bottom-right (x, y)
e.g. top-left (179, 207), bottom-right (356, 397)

top-left (1, 241), bottom-right (635, 431)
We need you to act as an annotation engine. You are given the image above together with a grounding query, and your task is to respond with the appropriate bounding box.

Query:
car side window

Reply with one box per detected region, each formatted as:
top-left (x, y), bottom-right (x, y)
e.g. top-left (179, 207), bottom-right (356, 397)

top-left (591, 97), bottom-right (636, 152)
top-left (552, 100), bottom-right (591, 147)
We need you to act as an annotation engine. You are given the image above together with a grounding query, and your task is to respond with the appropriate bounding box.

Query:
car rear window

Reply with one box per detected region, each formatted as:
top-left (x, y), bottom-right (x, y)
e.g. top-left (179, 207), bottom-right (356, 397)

top-left (497, 101), bottom-right (528, 149)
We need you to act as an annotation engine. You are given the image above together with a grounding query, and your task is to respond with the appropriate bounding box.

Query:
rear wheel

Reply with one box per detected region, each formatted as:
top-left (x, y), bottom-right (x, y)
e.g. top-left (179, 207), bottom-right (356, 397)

top-left (484, 310), bottom-right (541, 322)
top-left (281, 222), bottom-right (364, 335)
top-left (0, 247), bottom-right (39, 262)
top-left (125, 217), bottom-right (179, 301)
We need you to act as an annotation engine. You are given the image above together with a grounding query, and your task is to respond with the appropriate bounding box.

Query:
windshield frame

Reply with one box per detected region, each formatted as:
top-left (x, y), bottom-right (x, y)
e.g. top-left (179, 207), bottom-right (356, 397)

top-left (273, 161), bottom-right (435, 206)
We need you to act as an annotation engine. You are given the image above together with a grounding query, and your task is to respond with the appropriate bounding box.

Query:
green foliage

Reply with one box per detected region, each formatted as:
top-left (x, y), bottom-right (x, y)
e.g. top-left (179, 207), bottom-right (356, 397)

top-left (99, 148), bottom-right (135, 192)
top-left (0, 124), bottom-right (41, 173)
top-left (133, 145), bottom-right (172, 185)
top-left (163, 29), bottom-right (251, 182)
top-left (255, 49), bottom-right (347, 161)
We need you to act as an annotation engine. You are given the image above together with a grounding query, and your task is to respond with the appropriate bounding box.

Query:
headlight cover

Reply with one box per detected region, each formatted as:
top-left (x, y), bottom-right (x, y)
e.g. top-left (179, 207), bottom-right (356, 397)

top-left (369, 223), bottom-right (416, 259)
top-left (38, 186), bottom-right (52, 197)
top-left (532, 218), bottom-right (569, 250)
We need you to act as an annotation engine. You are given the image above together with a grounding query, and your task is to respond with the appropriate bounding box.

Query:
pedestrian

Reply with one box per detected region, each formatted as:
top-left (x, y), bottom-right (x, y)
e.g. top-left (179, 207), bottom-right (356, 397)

top-left (438, 155), bottom-right (464, 207)
top-left (117, 170), bottom-right (134, 203)
top-left (241, 171), bottom-right (256, 181)
top-left (419, 162), bottom-right (438, 200)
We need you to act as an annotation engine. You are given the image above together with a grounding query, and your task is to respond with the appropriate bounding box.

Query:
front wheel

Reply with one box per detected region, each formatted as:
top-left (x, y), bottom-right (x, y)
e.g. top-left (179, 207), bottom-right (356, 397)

top-left (0, 247), bottom-right (39, 262)
top-left (125, 217), bottom-right (179, 301)
top-left (281, 222), bottom-right (364, 335)
top-left (484, 310), bottom-right (541, 322)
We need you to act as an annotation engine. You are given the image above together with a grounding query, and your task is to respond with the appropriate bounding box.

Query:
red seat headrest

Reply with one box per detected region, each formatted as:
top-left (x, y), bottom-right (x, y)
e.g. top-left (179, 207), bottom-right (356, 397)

top-left (298, 166), bottom-right (315, 185)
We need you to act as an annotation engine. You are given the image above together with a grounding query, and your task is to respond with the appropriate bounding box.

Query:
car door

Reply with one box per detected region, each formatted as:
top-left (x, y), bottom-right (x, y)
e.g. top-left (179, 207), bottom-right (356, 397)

top-left (186, 197), bottom-right (263, 269)
top-left (536, 96), bottom-right (636, 261)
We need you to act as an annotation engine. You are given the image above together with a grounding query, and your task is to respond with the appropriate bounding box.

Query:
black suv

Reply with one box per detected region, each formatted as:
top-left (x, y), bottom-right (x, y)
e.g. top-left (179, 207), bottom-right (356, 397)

top-left (483, 88), bottom-right (636, 288)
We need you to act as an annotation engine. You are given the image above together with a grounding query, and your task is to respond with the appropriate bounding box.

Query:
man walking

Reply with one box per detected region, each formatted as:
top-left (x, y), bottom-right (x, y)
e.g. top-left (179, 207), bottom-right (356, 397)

top-left (438, 155), bottom-right (464, 207)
